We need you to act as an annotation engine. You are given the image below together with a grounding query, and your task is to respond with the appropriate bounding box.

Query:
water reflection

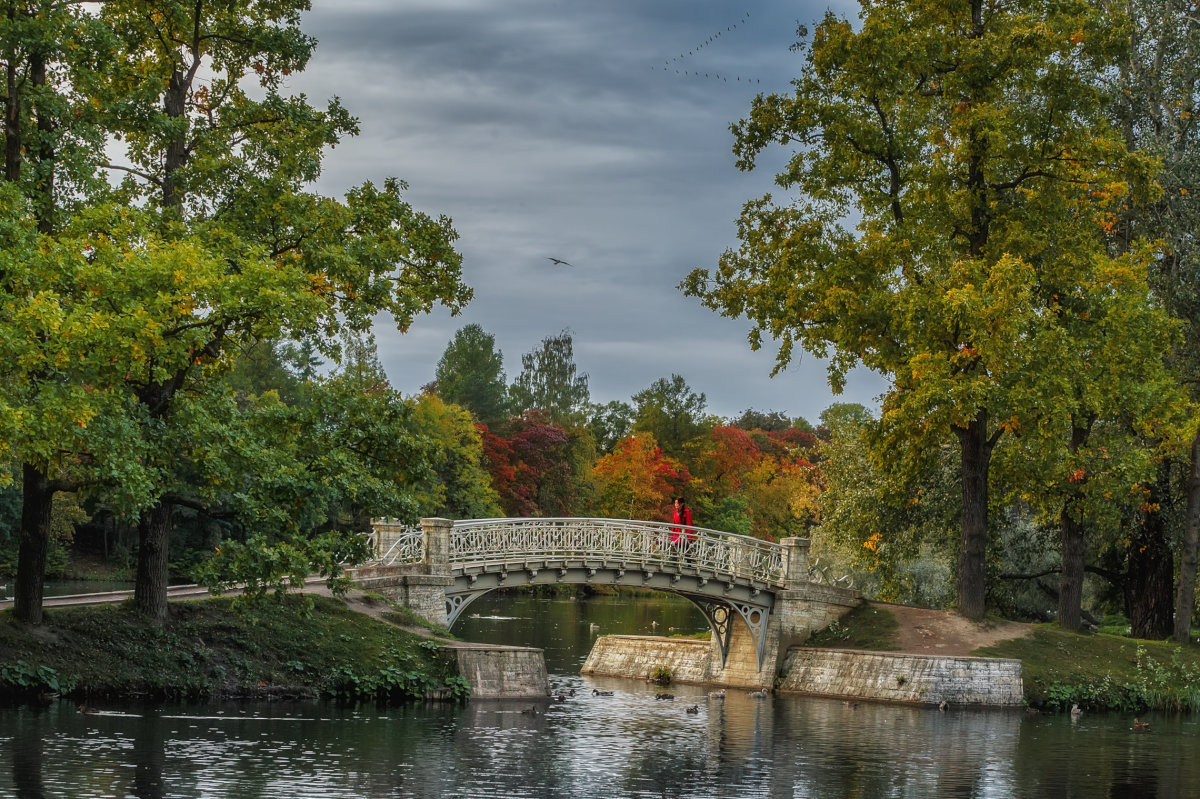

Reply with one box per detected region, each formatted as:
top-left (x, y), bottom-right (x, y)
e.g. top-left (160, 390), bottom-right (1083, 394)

top-left (9, 708), bottom-right (46, 799)
top-left (1, 592), bottom-right (1198, 798)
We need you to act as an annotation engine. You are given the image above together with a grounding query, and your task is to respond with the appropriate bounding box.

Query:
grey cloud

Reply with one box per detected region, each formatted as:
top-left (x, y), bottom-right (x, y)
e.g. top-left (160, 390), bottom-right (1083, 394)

top-left (298, 0), bottom-right (882, 423)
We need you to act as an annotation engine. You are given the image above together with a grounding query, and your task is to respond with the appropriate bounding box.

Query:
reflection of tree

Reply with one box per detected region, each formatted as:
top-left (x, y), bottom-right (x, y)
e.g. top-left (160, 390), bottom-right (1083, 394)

top-left (770, 696), bottom-right (1022, 797)
top-left (11, 709), bottom-right (46, 799)
top-left (131, 709), bottom-right (168, 799)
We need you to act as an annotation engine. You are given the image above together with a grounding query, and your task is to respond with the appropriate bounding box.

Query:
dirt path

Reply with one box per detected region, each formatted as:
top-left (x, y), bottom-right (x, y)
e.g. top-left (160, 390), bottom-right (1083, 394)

top-left (873, 601), bottom-right (1033, 655)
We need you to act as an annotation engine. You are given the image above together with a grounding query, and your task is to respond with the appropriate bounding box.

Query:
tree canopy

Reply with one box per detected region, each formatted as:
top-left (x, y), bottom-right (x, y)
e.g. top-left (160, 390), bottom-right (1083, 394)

top-left (631, 374), bottom-right (710, 460)
top-left (509, 330), bottom-right (590, 427)
top-left (434, 324), bottom-right (509, 430)
top-left (683, 0), bottom-right (1183, 620)
top-left (0, 0), bottom-right (469, 623)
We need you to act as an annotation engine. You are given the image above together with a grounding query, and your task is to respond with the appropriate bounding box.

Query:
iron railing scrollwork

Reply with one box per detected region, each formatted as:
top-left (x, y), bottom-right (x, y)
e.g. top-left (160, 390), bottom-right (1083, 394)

top-left (371, 522), bottom-right (424, 566)
top-left (448, 517), bottom-right (786, 586)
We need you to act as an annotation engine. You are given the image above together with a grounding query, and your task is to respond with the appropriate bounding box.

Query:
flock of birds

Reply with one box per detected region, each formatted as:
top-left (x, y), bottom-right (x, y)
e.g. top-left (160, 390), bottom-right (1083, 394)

top-left (519, 686), bottom-right (760, 717)
top-left (652, 11), bottom-right (763, 85)
top-left (519, 686), bottom-right (747, 716)
top-left (541, 13), bottom-right (764, 273)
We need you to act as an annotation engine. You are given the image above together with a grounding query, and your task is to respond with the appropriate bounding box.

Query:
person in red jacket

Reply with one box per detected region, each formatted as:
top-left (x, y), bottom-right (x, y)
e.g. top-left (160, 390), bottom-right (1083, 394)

top-left (670, 497), bottom-right (693, 562)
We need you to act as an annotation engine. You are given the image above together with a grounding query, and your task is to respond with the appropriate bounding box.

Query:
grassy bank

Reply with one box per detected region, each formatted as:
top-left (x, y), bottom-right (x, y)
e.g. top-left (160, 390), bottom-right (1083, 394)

top-left (976, 627), bottom-right (1200, 713)
top-left (0, 595), bottom-right (470, 705)
top-left (805, 603), bottom-right (900, 651)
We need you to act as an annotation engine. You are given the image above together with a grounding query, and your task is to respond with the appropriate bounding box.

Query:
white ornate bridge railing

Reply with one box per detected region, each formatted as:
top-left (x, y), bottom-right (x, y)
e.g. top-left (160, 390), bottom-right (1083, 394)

top-left (365, 517), bottom-right (853, 589)
top-left (447, 517), bottom-right (787, 587)
top-left (369, 521), bottom-right (424, 565)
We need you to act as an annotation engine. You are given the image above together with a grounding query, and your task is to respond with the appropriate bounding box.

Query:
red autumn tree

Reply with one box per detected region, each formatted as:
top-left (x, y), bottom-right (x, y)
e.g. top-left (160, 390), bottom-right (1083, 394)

top-left (592, 434), bottom-right (691, 520)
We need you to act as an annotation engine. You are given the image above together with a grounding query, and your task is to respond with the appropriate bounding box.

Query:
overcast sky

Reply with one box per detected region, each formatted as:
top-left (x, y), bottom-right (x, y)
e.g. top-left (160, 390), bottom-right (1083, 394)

top-left (291, 0), bottom-right (883, 423)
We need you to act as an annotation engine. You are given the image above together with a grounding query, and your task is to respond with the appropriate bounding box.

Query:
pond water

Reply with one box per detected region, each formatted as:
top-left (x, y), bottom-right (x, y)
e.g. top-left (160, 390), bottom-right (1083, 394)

top-left (1, 591), bottom-right (1198, 798)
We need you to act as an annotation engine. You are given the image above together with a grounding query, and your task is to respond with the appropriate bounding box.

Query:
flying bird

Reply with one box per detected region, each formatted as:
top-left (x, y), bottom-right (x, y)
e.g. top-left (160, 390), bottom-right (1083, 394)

top-left (546, 257), bottom-right (572, 266)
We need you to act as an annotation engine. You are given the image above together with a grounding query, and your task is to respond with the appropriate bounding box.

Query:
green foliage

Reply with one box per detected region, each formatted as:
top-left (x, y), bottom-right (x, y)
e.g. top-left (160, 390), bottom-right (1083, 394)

top-left (434, 324), bottom-right (509, 429)
top-left (222, 340), bottom-right (310, 406)
top-left (509, 330), bottom-right (591, 426)
top-left (588, 400), bottom-right (635, 455)
top-left (631, 374), bottom-right (709, 459)
top-left (978, 628), bottom-right (1200, 712)
top-left (409, 394), bottom-right (503, 520)
top-left (682, 0), bottom-right (1181, 621)
top-left (813, 408), bottom-right (958, 606)
top-left (325, 650), bottom-right (471, 702)
top-left (988, 507), bottom-right (1061, 622)
top-left (731, 409), bottom-right (792, 432)
top-left (184, 335), bottom-right (446, 602)
top-left (0, 0), bottom-right (465, 622)
top-left (696, 495), bottom-right (752, 538)
top-left (192, 531), bottom-right (372, 609)
top-left (1109, 0), bottom-right (1200, 643)
top-left (650, 666), bottom-right (673, 686)
top-left (0, 660), bottom-right (75, 698)
top-left (0, 485), bottom-right (20, 548)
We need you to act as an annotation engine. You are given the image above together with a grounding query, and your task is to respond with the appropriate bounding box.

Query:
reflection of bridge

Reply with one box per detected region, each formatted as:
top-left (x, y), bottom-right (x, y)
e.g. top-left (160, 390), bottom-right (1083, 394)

top-left (353, 517), bottom-right (861, 687)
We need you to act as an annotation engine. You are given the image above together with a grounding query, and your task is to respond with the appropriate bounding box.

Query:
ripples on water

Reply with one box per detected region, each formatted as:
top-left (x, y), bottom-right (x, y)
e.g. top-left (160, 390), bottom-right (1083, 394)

top-left (2, 594), bottom-right (1198, 798)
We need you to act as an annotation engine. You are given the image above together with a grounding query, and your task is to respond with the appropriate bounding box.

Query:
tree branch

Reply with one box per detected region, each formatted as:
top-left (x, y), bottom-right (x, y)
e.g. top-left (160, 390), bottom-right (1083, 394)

top-left (103, 163), bottom-right (163, 186)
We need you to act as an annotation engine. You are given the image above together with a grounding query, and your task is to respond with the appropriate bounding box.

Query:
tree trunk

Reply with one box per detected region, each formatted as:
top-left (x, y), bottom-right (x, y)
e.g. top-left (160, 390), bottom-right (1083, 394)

top-left (1058, 506), bottom-right (1086, 632)
top-left (1174, 427), bottom-right (1200, 643)
top-left (134, 500), bottom-right (173, 623)
top-left (30, 48), bottom-right (54, 234)
top-left (162, 68), bottom-right (187, 212)
top-left (1128, 469), bottom-right (1175, 639)
top-left (4, 48), bottom-right (21, 183)
top-left (13, 463), bottom-right (54, 625)
top-left (955, 410), bottom-right (993, 621)
top-left (1057, 420), bottom-right (1092, 632)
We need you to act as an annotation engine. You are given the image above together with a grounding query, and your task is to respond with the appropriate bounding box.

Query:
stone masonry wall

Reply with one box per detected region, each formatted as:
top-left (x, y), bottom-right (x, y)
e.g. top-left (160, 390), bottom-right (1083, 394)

top-left (770, 584), bottom-right (862, 662)
top-left (582, 635), bottom-right (713, 685)
top-left (711, 621), bottom-right (769, 689)
top-left (584, 636), bottom-right (1024, 707)
top-left (446, 643), bottom-right (548, 699)
top-left (778, 648), bottom-right (1024, 707)
top-left (351, 567), bottom-right (454, 628)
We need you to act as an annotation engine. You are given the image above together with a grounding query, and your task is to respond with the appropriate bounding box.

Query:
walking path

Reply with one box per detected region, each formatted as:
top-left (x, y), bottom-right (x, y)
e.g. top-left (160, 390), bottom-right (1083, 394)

top-left (0, 577), bottom-right (332, 610)
top-left (873, 601), bottom-right (1033, 656)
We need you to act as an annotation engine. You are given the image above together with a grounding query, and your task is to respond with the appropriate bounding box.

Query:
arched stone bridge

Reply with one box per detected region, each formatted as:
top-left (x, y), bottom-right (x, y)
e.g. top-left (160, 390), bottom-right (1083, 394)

top-left (352, 517), bottom-right (861, 686)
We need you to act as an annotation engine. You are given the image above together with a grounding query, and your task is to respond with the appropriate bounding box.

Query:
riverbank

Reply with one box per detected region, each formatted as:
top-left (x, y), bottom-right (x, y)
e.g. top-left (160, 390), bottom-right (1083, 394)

top-left (811, 602), bottom-right (1200, 713)
top-left (0, 595), bottom-right (471, 704)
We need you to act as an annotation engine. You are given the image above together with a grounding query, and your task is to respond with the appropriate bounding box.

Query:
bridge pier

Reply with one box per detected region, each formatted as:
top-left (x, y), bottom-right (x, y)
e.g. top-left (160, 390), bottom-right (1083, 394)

top-left (699, 538), bottom-right (861, 688)
top-left (354, 517), bottom-right (455, 628)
